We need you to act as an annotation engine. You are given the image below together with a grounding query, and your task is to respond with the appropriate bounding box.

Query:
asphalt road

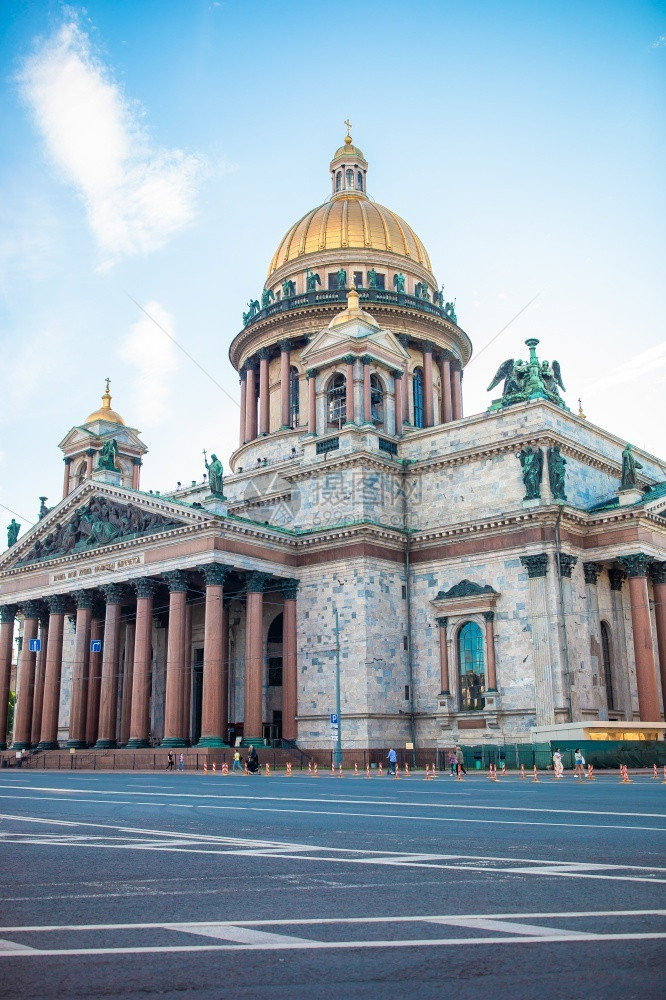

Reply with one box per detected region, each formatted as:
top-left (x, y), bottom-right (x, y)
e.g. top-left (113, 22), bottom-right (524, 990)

top-left (1, 767), bottom-right (664, 999)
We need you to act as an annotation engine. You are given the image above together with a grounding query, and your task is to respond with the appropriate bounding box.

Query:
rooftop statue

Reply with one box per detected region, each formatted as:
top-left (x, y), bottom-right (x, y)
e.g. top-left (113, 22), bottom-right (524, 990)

top-left (98, 438), bottom-right (120, 471)
top-left (242, 299), bottom-right (260, 327)
top-left (261, 288), bottom-right (274, 310)
top-left (547, 445), bottom-right (567, 501)
top-left (517, 446), bottom-right (544, 500)
top-left (367, 267), bottom-right (379, 288)
top-left (7, 519), bottom-right (20, 548)
top-left (488, 339), bottom-right (567, 411)
top-left (306, 271), bottom-right (321, 292)
top-left (336, 268), bottom-right (347, 289)
top-left (414, 281), bottom-right (430, 301)
top-left (204, 450), bottom-right (225, 498)
top-left (621, 443), bottom-right (643, 490)
top-left (282, 279), bottom-right (296, 298)
top-left (393, 272), bottom-right (405, 293)
top-left (444, 300), bottom-right (457, 323)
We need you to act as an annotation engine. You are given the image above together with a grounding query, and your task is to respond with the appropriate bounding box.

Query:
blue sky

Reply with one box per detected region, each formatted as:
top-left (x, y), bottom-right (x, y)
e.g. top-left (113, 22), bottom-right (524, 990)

top-left (1, 0), bottom-right (664, 536)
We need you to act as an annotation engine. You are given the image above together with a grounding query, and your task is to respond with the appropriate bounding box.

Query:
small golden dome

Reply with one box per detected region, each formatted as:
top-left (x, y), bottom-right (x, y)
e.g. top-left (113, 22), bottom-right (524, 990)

top-left (84, 380), bottom-right (126, 426)
top-left (331, 141), bottom-right (367, 165)
top-left (328, 287), bottom-right (379, 328)
top-left (268, 195), bottom-right (432, 277)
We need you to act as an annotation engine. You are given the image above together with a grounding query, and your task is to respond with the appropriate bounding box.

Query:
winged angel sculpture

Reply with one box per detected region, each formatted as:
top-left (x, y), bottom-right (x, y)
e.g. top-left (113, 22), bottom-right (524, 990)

top-left (487, 339), bottom-right (567, 410)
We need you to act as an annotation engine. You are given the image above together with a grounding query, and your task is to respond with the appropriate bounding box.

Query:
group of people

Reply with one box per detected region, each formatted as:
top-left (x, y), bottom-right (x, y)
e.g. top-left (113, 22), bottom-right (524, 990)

top-left (553, 747), bottom-right (588, 778)
top-left (165, 747), bottom-right (261, 773)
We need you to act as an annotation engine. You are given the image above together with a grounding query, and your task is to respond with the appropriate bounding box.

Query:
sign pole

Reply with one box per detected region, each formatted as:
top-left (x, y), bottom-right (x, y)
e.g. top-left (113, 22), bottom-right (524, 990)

top-left (334, 608), bottom-right (342, 767)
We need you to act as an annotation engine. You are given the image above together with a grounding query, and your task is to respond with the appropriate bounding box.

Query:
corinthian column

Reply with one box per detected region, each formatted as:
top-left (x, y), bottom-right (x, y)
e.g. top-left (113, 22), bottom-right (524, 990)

top-left (281, 579), bottom-right (299, 742)
top-left (394, 371), bottom-right (403, 435)
top-left (451, 362), bottom-right (463, 420)
top-left (258, 349), bottom-right (270, 436)
top-left (422, 342), bottom-right (434, 427)
top-left (244, 572), bottom-right (269, 740)
top-left (38, 595), bottom-right (67, 749)
top-left (280, 341), bottom-right (291, 428)
top-left (651, 562), bottom-right (666, 720)
top-left (483, 611), bottom-right (498, 691)
top-left (520, 554), bottom-right (555, 725)
top-left (618, 554), bottom-right (660, 720)
top-left (162, 571), bottom-right (189, 748)
top-left (0, 605), bottom-right (17, 750)
top-left (13, 600), bottom-right (41, 750)
top-left (31, 609), bottom-right (49, 747)
top-left (437, 617), bottom-right (450, 694)
top-left (245, 364), bottom-right (257, 441)
top-left (67, 591), bottom-right (93, 748)
top-left (439, 354), bottom-right (452, 423)
top-left (344, 355), bottom-right (355, 425)
top-left (197, 563), bottom-right (233, 747)
top-left (127, 578), bottom-right (157, 748)
top-left (307, 369), bottom-right (317, 435)
top-left (239, 369), bottom-right (247, 446)
top-left (95, 585), bottom-right (124, 748)
top-left (62, 457), bottom-right (72, 498)
top-left (86, 612), bottom-right (104, 746)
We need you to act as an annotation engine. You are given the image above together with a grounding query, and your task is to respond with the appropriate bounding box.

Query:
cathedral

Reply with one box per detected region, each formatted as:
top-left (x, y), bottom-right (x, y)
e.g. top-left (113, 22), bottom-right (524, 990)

top-left (2, 132), bottom-right (666, 755)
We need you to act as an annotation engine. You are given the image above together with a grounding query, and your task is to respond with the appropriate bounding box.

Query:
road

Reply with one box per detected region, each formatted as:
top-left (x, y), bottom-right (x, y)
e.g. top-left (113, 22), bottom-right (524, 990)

top-left (1, 768), bottom-right (664, 999)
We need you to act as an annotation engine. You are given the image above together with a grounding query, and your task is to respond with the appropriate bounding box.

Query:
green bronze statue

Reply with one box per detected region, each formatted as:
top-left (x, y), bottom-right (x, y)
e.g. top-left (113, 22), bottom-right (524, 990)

top-left (282, 279), bottom-right (296, 298)
top-left (306, 271), bottom-right (321, 292)
top-left (393, 272), bottom-right (405, 293)
top-left (336, 268), bottom-right (347, 289)
top-left (261, 288), bottom-right (274, 309)
top-left (621, 443), bottom-right (643, 489)
top-left (7, 519), bottom-right (20, 548)
top-left (367, 267), bottom-right (379, 289)
top-left (98, 438), bottom-right (120, 471)
top-left (242, 299), bottom-right (261, 326)
top-left (547, 445), bottom-right (567, 501)
top-left (517, 447), bottom-right (544, 500)
top-left (204, 450), bottom-right (224, 497)
top-left (444, 300), bottom-right (457, 323)
top-left (488, 340), bottom-right (567, 411)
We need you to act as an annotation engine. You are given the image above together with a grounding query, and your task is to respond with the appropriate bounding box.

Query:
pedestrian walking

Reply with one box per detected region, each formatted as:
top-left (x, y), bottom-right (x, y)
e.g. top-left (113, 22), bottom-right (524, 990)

top-left (573, 748), bottom-right (585, 779)
top-left (166, 752), bottom-right (174, 771)
top-left (178, 753), bottom-right (184, 772)
top-left (455, 746), bottom-right (466, 776)
top-left (232, 749), bottom-right (243, 772)
top-left (448, 751), bottom-right (457, 777)
top-left (552, 748), bottom-right (564, 778)
top-left (387, 748), bottom-right (397, 775)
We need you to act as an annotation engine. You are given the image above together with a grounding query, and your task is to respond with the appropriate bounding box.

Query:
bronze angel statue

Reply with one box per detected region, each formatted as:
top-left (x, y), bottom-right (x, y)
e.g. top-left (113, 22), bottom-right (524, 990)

top-left (487, 340), bottom-right (567, 411)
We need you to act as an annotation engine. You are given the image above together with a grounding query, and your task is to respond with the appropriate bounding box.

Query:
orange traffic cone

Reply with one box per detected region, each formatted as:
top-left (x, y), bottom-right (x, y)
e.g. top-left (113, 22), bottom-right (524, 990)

top-left (653, 764), bottom-right (658, 780)
top-left (338, 764), bottom-right (343, 778)
top-left (533, 764), bottom-right (539, 782)
top-left (286, 762), bottom-right (292, 777)
top-left (307, 761), bottom-right (312, 776)
top-left (405, 761), bottom-right (409, 776)
top-left (587, 763), bottom-right (594, 780)
top-left (378, 763), bottom-right (383, 777)
top-left (488, 763), bottom-right (494, 780)
top-left (366, 764), bottom-right (371, 778)
top-left (203, 761), bottom-right (208, 775)
top-left (663, 765), bottom-right (666, 784)
top-left (314, 763), bottom-right (319, 777)
top-left (354, 762), bottom-right (358, 776)
top-left (265, 763), bottom-right (270, 776)
top-left (212, 762), bottom-right (216, 774)
top-left (456, 765), bottom-right (463, 781)
top-left (501, 762), bottom-right (506, 777)
top-left (432, 762), bottom-right (437, 778)
top-left (520, 764), bottom-right (525, 780)
top-left (621, 764), bottom-right (632, 783)
top-left (395, 765), bottom-right (400, 779)
top-left (425, 764), bottom-right (430, 781)
top-left (331, 761), bottom-right (335, 775)
top-left (222, 762), bottom-right (229, 776)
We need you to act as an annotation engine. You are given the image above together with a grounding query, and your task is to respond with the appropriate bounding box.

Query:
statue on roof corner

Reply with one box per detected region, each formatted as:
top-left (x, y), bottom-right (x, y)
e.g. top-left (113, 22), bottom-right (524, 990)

top-left (517, 447), bottom-right (544, 500)
top-left (7, 519), bottom-right (20, 548)
top-left (98, 438), bottom-right (120, 471)
top-left (204, 451), bottom-right (225, 498)
top-left (393, 272), bottom-right (405, 293)
top-left (621, 443), bottom-right (643, 490)
top-left (488, 339), bottom-right (567, 411)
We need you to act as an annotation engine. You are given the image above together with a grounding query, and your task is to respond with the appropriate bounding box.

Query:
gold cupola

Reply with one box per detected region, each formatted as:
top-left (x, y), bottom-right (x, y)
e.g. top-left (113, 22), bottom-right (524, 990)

top-left (84, 379), bottom-right (126, 426)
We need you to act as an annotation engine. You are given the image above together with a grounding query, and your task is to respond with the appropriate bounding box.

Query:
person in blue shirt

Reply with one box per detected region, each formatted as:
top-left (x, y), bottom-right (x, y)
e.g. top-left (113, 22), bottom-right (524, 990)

top-left (387, 748), bottom-right (397, 775)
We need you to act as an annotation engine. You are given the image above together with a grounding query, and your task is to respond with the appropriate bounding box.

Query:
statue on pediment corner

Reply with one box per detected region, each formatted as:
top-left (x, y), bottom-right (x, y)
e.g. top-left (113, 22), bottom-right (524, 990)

top-left (98, 438), bottom-right (120, 471)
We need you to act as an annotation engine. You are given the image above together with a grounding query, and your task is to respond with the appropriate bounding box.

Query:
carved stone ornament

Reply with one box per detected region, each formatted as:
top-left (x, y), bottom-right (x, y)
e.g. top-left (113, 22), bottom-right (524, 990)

top-left (650, 561), bottom-right (666, 586)
top-left (198, 563), bottom-right (233, 587)
top-left (0, 604), bottom-right (17, 624)
top-left (487, 338), bottom-right (567, 411)
top-left (617, 553), bottom-right (651, 578)
top-left (435, 580), bottom-right (498, 601)
top-left (20, 600), bottom-right (43, 620)
top-left (520, 554), bottom-right (549, 579)
top-left (15, 495), bottom-right (185, 566)
top-left (164, 570), bottom-right (189, 593)
top-left (557, 553), bottom-right (578, 578)
top-left (281, 578), bottom-right (300, 601)
top-left (46, 595), bottom-right (68, 616)
top-left (246, 571), bottom-right (271, 594)
top-left (583, 562), bottom-right (602, 585)
top-left (73, 590), bottom-right (95, 611)
top-left (608, 567), bottom-right (625, 591)
top-left (134, 578), bottom-right (159, 600)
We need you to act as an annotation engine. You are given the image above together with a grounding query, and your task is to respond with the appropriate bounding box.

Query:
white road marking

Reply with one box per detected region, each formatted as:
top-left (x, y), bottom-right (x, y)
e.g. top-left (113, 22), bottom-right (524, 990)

top-left (171, 924), bottom-right (312, 945)
top-left (426, 917), bottom-right (588, 937)
top-left (0, 939), bottom-right (35, 953)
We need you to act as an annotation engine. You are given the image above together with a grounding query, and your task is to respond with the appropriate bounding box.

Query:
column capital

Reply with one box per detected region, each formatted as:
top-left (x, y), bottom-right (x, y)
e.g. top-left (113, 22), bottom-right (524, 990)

top-left (258, 347), bottom-right (271, 361)
top-left (483, 610), bottom-right (495, 622)
top-left (246, 571), bottom-right (271, 594)
top-left (163, 570), bottom-right (189, 593)
top-left (421, 340), bottom-right (435, 354)
top-left (650, 561), bottom-right (666, 585)
top-left (608, 567), bottom-right (625, 591)
top-left (38, 606), bottom-right (50, 629)
top-left (436, 616), bottom-right (448, 628)
top-left (198, 563), bottom-right (233, 587)
top-left (281, 578), bottom-right (300, 600)
top-left (451, 358), bottom-right (463, 372)
top-left (132, 457), bottom-right (143, 467)
top-left (306, 368), bottom-right (318, 380)
top-left (278, 339), bottom-right (292, 353)
top-left (361, 354), bottom-right (373, 366)
top-left (396, 334), bottom-right (410, 348)
top-left (63, 456), bottom-right (72, 466)
top-left (520, 554), bottom-right (548, 579)
top-left (133, 577), bottom-right (158, 599)
top-left (618, 553), bottom-right (651, 578)
top-left (85, 447), bottom-right (96, 457)
top-left (583, 562), bottom-right (602, 585)
top-left (342, 353), bottom-right (356, 365)
top-left (392, 368), bottom-right (403, 379)
top-left (557, 553), bottom-right (578, 578)
top-left (0, 604), bottom-right (17, 624)
top-left (239, 367), bottom-right (247, 382)
top-left (100, 584), bottom-right (126, 606)
top-left (20, 599), bottom-right (42, 620)
top-left (46, 594), bottom-right (68, 616)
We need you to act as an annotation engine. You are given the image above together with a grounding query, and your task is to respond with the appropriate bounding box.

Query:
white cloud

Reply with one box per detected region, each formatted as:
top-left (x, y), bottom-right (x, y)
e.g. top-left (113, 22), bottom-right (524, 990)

top-left (650, 34), bottom-right (666, 48)
top-left (586, 340), bottom-right (666, 394)
top-left (119, 301), bottom-right (178, 424)
top-left (18, 19), bottom-right (204, 265)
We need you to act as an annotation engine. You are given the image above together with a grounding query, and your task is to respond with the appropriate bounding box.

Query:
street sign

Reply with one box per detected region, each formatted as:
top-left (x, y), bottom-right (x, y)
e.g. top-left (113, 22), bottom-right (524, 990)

top-left (330, 732), bottom-right (339, 740)
top-left (330, 713), bottom-right (339, 726)
top-left (28, 638), bottom-right (41, 653)
top-left (90, 639), bottom-right (102, 653)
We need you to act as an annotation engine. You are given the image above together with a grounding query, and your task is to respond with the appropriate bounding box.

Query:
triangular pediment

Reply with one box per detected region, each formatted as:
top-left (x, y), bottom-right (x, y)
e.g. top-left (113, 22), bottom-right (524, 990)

top-left (301, 323), bottom-right (408, 365)
top-left (58, 424), bottom-right (147, 453)
top-left (0, 480), bottom-right (213, 572)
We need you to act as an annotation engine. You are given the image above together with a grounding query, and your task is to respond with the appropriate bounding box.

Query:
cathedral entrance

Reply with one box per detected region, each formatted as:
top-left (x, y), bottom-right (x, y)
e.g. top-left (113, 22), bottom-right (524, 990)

top-left (266, 613), bottom-right (283, 742)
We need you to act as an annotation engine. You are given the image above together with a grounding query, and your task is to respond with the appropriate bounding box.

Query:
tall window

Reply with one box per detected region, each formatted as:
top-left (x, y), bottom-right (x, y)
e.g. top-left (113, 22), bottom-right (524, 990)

top-left (346, 168), bottom-right (354, 189)
top-left (458, 622), bottom-right (486, 711)
top-left (412, 367), bottom-right (424, 428)
top-left (353, 271), bottom-right (363, 288)
top-left (335, 170), bottom-right (342, 192)
top-left (600, 621), bottom-right (615, 711)
top-left (370, 374), bottom-right (384, 426)
top-left (357, 171), bottom-right (363, 190)
top-left (327, 373), bottom-right (346, 428)
top-left (289, 366), bottom-right (300, 427)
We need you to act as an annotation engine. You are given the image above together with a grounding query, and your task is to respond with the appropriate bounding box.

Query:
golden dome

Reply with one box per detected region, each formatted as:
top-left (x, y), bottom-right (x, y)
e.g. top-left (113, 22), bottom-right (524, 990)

top-left (331, 139), bottom-right (367, 165)
top-left (267, 194), bottom-right (432, 277)
top-left (84, 381), bottom-right (126, 426)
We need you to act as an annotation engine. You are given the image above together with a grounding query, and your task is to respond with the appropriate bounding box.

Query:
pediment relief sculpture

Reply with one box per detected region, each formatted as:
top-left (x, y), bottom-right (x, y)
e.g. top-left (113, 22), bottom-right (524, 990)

top-left (15, 495), bottom-right (185, 567)
top-left (435, 579), bottom-right (499, 601)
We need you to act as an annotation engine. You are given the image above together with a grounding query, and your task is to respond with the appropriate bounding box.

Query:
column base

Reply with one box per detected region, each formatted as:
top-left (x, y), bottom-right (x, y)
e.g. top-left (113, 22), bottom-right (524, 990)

top-left (12, 741), bottom-right (31, 751)
top-left (161, 737), bottom-right (188, 748)
top-left (196, 737), bottom-right (229, 748)
top-left (66, 740), bottom-right (87, 749)
top-left (125, 738), bottom-right (150, 749)
top-left (0, 742), bottom-right (6, 751)
top-left (94, 739), bottom-right (117, 749)
top-left (37, 741), bottom-right (58, 751)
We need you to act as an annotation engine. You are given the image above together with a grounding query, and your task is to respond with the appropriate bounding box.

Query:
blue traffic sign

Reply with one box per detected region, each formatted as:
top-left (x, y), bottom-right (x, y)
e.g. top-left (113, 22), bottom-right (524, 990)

top-left (28, 638), bottom-right (41, 653)
top-left (90, 639), bottom-right (102, 653)
top-left (330, 713), bottom-right (339, 726)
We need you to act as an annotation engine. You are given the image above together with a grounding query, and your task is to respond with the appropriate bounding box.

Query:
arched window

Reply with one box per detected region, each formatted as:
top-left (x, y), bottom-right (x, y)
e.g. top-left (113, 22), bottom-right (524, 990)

top-left (458, 622), bottom-right (485, 712)
top-left (75, 459), bottom-right (87, 487)
top-left (267, 613), bottom-right (283, 687)
top-left (289, 366), bottom-right (300, 427)
top-left (327, 373), bottom-right (346, 428)
top-left (335, 170), bottom-right (342, 192)
top-left (412, 367), bottom-right (424, 428)
top-left (357, 171), bottom-right (363, 190)
top-left (370, 373), bottom-right (384, 426)
top-left (600, 621), bottom-right (615, 711)
top-left (346, 168), bottom-right (354, 189)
